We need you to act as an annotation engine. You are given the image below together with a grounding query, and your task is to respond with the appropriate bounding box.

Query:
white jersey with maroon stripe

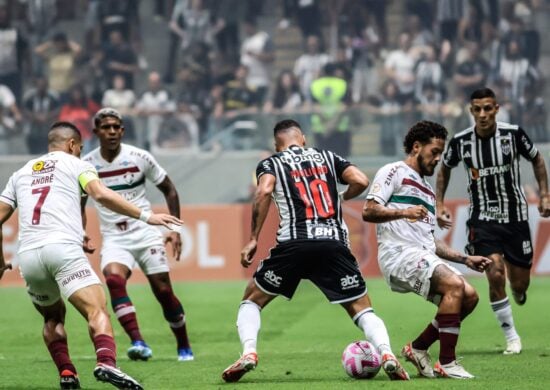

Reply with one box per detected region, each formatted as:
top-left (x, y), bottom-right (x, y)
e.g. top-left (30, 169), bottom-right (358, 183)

top-left (366, 161), bottom-right (436, 252)
top-left (83, 143), bottom-right (166, 245)
top-left (0, 151), bottom-right (98, 253)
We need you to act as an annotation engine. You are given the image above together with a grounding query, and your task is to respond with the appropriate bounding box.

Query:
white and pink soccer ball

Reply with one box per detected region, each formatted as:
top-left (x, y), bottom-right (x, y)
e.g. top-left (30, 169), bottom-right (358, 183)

top-left (341, 340), bottom-right (382, 379)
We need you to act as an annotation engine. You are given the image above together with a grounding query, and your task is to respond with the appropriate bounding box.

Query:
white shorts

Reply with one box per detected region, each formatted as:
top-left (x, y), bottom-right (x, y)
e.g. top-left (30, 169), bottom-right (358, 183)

top-left (100, 241), bottom-right (169, 275)
top-left (18, 243), bottom-right (101, 306)
top-left (378, 246), bottom-right (462, 303)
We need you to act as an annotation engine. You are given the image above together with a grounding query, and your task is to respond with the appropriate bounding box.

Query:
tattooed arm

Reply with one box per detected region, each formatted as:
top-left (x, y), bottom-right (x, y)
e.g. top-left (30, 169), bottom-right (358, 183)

top-left (241, 174), bottom-right (276, 267)
top-left (435, 239), bottom-right (491, 272)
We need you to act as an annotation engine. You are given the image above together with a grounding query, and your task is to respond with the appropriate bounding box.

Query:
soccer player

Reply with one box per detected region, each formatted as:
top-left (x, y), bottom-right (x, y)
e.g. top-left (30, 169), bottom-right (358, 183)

top-left (81, 108), bottom-right (193, 362)
top-left (0, 122), bottom-right (182, 389)
top-left (363, 120), bottom-right (492, 379)
top-left (436, 88), bottom-right (550, 355)
top-left (221, 119), bottom-right (410, 383)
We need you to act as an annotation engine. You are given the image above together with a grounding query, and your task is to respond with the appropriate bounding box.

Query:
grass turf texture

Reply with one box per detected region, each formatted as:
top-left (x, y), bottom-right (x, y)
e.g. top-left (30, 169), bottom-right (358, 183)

top-left (1, 277), bottom-right (549, 389)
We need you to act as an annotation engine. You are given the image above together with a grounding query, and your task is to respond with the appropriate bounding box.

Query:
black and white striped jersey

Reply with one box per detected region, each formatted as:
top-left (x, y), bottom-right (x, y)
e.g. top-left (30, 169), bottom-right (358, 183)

top-left (256, 145), bottom-right (352, 245)
top-left (443, 122), bottom-right (538, 223)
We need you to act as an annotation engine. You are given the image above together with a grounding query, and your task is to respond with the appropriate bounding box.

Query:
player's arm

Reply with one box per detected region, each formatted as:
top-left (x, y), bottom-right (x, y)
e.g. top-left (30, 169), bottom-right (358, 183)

top-left (241, 173), bottom-right (275, 268)
top-left (156, 176), bottom-right (183, 260)
top-left (82, 175), bottom-right (182, 229)
top-left (531, 152), bottom-right (550, 217)
top-left (80, 195), bottom-right (95, 254)
top-left (435, 163), bottom-right (453, 229)
top-left (0, 201), bottom-right (15, 279)
top-left (362, 199), bottom-right (427, 223)
top-left (340, 165), bottom-right (369, 201)
top-left (434, 239), bottom-right (491, 273)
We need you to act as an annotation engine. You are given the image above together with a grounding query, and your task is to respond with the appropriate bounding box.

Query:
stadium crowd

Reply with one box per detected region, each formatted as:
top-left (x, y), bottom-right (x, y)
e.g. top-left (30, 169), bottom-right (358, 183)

top-left (0, 0), bottom-right (547, 156)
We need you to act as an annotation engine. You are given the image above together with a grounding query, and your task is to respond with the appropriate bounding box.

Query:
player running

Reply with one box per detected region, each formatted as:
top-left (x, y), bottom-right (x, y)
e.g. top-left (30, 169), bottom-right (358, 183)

top-left (82, 108), bottom-right (193, 362)
top-left (363, 120), bottom-right (491, 379)
top-left (221, 119), bottom-right (409, 383)
top-left (0, 122), bottom-right (182, 389)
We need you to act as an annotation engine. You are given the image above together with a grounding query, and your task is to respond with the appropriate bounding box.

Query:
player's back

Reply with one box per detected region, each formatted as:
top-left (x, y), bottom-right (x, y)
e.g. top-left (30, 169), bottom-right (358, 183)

top-left (1, 151), bottom-right (93, 253)
top-left (256, 145), bottom-right (351, 245)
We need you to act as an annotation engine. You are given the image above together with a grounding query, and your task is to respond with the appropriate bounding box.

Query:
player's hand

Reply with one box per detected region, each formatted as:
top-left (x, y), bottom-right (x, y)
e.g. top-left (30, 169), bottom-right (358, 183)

top-left (83, 234), bottom-right (95, 254)
top-left (0, 263), bottom-right (12, 280)
top-left (538, 194), bottom-right (550, 218)
top-left (403, 205), bottom-right (428, 221)
top-left (241, 239), bottom-right (258, 268)
top-left (437, 206), bottom-right (453, 229)
top-left (465, 255), bottom-right (492, 273)
top-left (165, 231), bottom-right (182, 261)
top-left (147, 213), bottom-right (183, 229)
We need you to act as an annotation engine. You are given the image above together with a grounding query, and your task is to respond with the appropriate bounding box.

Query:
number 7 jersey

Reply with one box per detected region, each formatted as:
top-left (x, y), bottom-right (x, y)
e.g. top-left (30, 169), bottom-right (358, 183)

top-left (256, 145), bottom-right (352, 245)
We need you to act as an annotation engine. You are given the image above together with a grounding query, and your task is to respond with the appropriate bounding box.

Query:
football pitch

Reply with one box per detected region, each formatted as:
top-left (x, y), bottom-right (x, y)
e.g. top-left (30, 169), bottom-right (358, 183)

top-left (1, 277), bottom-right (549, 389)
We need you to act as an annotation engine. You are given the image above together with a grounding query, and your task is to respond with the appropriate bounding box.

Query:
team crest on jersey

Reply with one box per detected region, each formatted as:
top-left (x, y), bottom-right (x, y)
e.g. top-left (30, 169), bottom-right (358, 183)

top-left (32, 160), bottom-right (57, 175)
top-left (372, 183), bottom-right (381, 193)
top-left (123, 172), bottom-right (136, 184)
top-left (417, 258), bottom-right (429, 269)
top-left (501, 139), bottom-right (511, 155)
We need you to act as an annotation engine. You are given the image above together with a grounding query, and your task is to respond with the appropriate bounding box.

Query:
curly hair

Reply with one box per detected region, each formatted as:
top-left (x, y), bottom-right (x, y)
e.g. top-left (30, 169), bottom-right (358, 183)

top-left (403, 120), bottom-right (448, 154)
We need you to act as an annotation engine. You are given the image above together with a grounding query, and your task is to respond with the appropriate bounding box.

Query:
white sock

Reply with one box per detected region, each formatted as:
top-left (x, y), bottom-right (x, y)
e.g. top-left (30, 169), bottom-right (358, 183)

top-left (353, 308), bottom-right (393, 356)
top-left (237, 300), bottom-right (261, 355)
top-left (491, 297), bottom-right (520, 342)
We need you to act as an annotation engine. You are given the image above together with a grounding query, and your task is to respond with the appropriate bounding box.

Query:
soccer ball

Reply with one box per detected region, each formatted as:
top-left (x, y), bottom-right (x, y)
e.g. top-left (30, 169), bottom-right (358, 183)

top-left (341, 340), bottom-right (382, 379)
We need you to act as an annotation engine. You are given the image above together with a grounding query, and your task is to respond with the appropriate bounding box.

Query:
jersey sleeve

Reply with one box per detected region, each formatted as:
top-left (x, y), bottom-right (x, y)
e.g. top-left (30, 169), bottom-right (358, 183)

top-left (443, 136), bottom-right (461, 168)
top-left (140, 150), bottom-right (168, 185)
top-left (256, 157), bottom-right (276, 181)
top-left (331, 152), bottom-right (353, 184)
top-left (0, 174), bottom-right (17, 209)
top-left (515, 127), bottom-right (538, 160)
top-left (366, 164), bottom-right (399, 205)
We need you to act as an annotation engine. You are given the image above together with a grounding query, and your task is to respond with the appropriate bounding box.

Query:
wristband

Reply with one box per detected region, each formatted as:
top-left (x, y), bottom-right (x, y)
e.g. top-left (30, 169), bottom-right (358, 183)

top-left (139, 210), bottom-right (152, 222)
top-left (339, 191), bottom-right (345, 202)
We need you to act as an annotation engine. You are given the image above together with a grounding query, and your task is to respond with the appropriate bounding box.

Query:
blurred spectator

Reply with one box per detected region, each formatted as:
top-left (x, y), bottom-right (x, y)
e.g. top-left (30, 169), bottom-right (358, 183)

top-left (34, 32), bottom-right (81, 97)
top-left (23, 0), bottom-right (58, 74)
top-left (0, 4), bottom-right (30, 103)
top-left (0, 83), bottom-right (23, 155)
top-left (407, 14), bottom-right (435, 48)
top-left (457, 3), bottom-right (490, 49)
top-left (517, 85), bottom-right (547, 142)
top-left (212, 0), bottom-right (246, 64)
top-left (453, 41), bottom-right (490, 99)
top-left (102, 30), bottom-right (138, 90)
top-left (22, 76), bottom-right (60, 154)
top-left (366, 80), bottom-right (408, 156)
top-left (101, 74), bottom-right (136, 142)
top-left (384, 32), bottom-right (416, 103)
top-left (164, 0), bottom-right (188, 83)
top-left (240, 17), bottom-right (275, 104)
top-left (214, 64), bottom-right (259, 119)
top-left (500, 17), bottom-right (540, 66)
top-left (0, 105), bottom-right (16, 155)
top-left (181, 41), bottom-right (211, 88)
top-left (176, 66), bottom-right (210, 141)
top-left (179, 0), bottom-right (213, 50)
top-left (310, 64), bottom-right (351, 157)
top-left (58, 84), bottom-right (100, 153)
top-left (157, 109), bottom-right (200, 151)
top-left (294, 35), bottom-right (330, 102)
top-left (89, 0), bottom-right (141, 47)
top-left (280, 0), bottom-right (322, 40)
top-left (263, 69), bottom-right (303, 113)
top-left (435, 0), bottom-right (467, 44)
top-left (415, 83), bottom-right (444, 123)
top-left (414, 45), bottom-right (445, 102)
top-left (135, 71), bottom-right (176, 151)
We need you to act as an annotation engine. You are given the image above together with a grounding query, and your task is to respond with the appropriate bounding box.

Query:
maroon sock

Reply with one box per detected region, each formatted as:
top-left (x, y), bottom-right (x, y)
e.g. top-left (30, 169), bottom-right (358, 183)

top-left (170, 315), bottom-right (191, 350)
top-left (412, 320), bottom-right (439, 350)
top-left (93, 334), bottom-right (117, 367)
top-left (106, 274), bottom-right (143, 342)
top-left (47, 340), bottom-right (77, 374)
top-left (155, 288), bottom-right (191, 349)
top-left (436, 313), bottom-right (461, 365)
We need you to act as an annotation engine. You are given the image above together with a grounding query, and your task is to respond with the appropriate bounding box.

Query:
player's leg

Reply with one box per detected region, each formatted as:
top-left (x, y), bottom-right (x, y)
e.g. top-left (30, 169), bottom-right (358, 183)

top-left (506, 262), bottom-right (530, 306)
top-left (460, 279), bottom-right (479, 319)
top-left (430, 264), bottom-right (474, 379)
top-left (486, 253), bottom-right (521, 353)
top-left (147, 271), bottom-right (193, 361)
top-left (34, 300), bottom-right (80, 389)
top-left (342, 295), bottom-right (410, 381)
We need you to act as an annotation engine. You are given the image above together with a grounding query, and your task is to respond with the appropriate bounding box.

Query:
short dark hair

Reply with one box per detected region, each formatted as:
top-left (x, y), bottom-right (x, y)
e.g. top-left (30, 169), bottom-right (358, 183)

top-left (470, 87), bottom-right (496, 101)
top-left (403, 120), bottom-right (448, 154)
top-left (273, 119), bottom-right (302, 136)
top-left (48, 121), bottom-right (82, 145)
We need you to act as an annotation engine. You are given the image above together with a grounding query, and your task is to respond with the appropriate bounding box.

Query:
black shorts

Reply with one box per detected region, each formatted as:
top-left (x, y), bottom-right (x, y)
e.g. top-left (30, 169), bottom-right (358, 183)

top-left (466, 220), bottom-right (533, 269)
top-left (253, 240), bottom-right (367, 303)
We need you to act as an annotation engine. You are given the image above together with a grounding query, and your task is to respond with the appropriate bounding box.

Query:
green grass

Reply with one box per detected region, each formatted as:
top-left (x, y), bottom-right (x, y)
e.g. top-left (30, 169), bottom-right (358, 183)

top-left (1, 277), bottom-right (550, 389)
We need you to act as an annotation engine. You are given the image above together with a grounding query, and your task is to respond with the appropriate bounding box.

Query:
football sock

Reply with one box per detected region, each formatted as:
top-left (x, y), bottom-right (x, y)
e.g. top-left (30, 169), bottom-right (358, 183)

top-left (412, 319), bottom-right (439, 350)
top-left (155, 286), bottom-right (191, 350)
top-left (353, 308), bottom-right (392, 356)
top-left (93, 334), bottom-right (117, 367)
top-left (47, 339), bottom-right (77, 374)
top-left (237, 300), bottom-right (261, 355)
top-left (105, 274), bottom-right (143, 342)
top-left (436, 313), bottom-right (460, 365)
top-left (491, 297), bottom-right (520, 342)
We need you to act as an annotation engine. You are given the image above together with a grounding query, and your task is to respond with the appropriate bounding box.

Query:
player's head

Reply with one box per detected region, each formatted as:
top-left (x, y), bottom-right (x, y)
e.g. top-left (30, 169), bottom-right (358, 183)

top-left (403, 120), bottom-right (447, 177)
top-left (93, 107), bottom-right (124, 151)
top-left (273, 119), bottom-right (306, 152)
top-left (470, 87), bottom-right (499, 132)
top-left (48, 121), bottom-right (82, 157)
